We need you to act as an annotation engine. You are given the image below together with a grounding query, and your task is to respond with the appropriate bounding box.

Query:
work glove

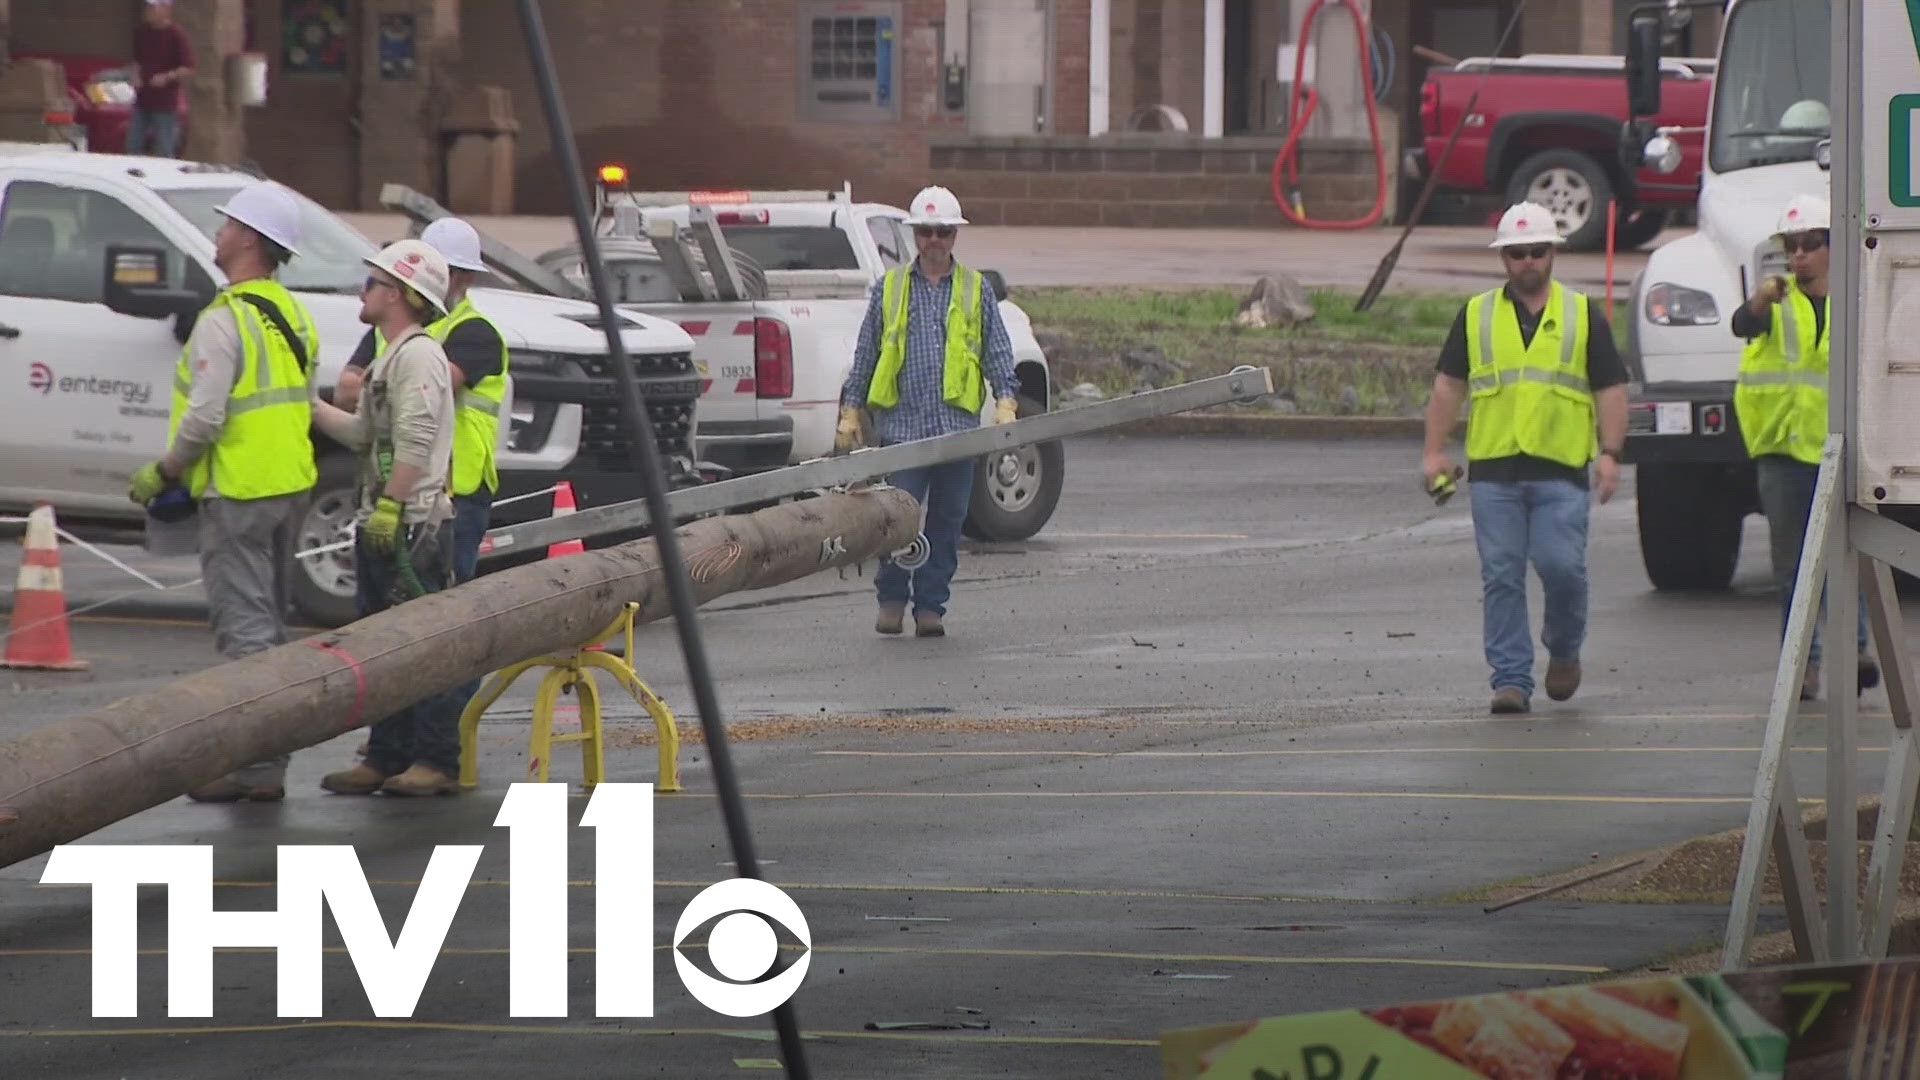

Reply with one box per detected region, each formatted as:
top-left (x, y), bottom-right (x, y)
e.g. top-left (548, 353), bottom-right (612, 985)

top-left (992, 397), bottom-right (1019, 426)
top-left (1760, 275), bottom-right (1789, 304)
top-left (834, 405), bottom-right (864, 453)
top-left (128, 461), bottom-right (168, 505)
top-left (361, 496), bottom-right (405, 556)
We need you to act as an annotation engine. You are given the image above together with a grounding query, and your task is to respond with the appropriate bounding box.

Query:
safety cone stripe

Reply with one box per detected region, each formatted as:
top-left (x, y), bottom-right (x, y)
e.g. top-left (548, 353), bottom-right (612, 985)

top-left (14, 565), bottom-right (61, 592)
top-left (22, 546), bottom-right (59, 568)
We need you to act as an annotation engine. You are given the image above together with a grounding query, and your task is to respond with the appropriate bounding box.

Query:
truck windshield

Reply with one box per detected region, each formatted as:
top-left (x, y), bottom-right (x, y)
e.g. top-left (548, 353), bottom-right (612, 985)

top-left (155, 186), bottom-right (380, 294)
top-left (717, 226), bottom-right (860, 271)
top-left (1709, 0), bottom-right (1830, 175)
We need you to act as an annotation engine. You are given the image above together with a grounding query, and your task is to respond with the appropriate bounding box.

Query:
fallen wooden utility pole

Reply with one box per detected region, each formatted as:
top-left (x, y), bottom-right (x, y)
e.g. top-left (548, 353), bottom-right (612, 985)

top-left (0, 488), bottom-right (918, 870)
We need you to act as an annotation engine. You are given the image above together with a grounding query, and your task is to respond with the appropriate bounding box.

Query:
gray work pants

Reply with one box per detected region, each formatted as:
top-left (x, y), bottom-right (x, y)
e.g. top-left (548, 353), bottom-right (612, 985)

top-left (199, 492), bottom-right (309, 785)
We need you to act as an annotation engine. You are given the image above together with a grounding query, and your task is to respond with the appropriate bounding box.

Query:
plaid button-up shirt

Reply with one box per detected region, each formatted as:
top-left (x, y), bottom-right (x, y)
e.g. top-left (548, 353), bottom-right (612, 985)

top-left (840, 258), bottom-right (1021, 445)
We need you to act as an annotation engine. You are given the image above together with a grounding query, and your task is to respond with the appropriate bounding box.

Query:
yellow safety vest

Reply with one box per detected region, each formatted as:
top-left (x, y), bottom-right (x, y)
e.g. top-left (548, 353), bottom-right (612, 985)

top-left (1734, 283), bottom-right (1827, 466)
top-left (166, 278), bottom-right (317, 500)
top-left (377, 296), bottom-right (508, 495)
top-left (866, 262), bottom-right (987, 414)
top-left (1462, 281), bottom-right (1597, 469)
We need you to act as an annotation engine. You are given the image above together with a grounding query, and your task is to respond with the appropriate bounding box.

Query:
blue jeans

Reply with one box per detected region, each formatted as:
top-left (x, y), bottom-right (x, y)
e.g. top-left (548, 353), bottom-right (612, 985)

top-left (1756, 455), bottom-right (1867, 665)
top-left (451, 489), bottom-right (493, 584)
top-left (355, 522), bottom-right (465, 775)
top-left (125, 109), bottom-right (179, 157)
top-left (875, 458), bottom-right (977, 616)
top-left (1470, 479), bottom-right (1591, 696)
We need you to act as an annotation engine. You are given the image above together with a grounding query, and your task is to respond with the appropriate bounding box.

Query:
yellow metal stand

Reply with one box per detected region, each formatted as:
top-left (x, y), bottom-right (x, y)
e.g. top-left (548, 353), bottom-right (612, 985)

top-left (457, 602), bottom-right (681, 792)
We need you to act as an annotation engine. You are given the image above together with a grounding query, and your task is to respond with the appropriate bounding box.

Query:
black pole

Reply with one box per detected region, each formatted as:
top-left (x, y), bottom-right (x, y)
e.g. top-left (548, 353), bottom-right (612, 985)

top-left (511, 3), bottom-right (813, 1074)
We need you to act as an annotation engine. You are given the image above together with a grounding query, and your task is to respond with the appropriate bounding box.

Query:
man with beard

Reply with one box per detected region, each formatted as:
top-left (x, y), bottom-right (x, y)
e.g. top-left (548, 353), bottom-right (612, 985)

top-left (1732, 193), bottom-right (1876, 700)
top-left (1421, 201), bottom-right (1630, 715)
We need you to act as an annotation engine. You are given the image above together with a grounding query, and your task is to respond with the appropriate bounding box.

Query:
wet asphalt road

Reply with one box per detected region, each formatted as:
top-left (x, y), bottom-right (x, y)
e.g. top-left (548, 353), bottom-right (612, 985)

top-left (1, 435), bottom-right (1884, 1078)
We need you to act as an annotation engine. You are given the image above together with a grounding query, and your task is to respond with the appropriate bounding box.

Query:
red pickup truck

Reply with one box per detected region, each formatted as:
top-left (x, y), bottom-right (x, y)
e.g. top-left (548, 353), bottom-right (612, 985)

top-left (1409, 53), bottom-right (1713, 251)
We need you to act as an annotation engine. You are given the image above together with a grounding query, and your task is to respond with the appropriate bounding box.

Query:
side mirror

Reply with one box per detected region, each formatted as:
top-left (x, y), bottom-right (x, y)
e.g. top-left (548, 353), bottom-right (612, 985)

top-left (102, 244), bottom-right (202, 321)
top-left (1625, 13), bottom-right (1664, 118)
top-left (981, 269), bottom-right (1008, 300)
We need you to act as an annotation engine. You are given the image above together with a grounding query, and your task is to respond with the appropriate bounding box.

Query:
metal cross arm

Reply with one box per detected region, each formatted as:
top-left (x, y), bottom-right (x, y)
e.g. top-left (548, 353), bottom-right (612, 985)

top-left (478, 366), bottom-right (1276, 558)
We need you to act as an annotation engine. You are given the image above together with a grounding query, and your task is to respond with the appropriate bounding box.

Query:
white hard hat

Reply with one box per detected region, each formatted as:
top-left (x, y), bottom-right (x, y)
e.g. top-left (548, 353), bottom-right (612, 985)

top-left (365, 238), bottom-right (451, 315)
top-left (1779, 99), bottom-right (1831, 131)
top-left (1489, 202), bottom-right (1565, 248)
top-left (420, 216), bottom-right (487, 272)
top-left (215, 181), bottom-right (303, 256)
top-left (1776, 193), bottom-right (1830, 235)
top-left (905, 185), bottom-right (968, 227)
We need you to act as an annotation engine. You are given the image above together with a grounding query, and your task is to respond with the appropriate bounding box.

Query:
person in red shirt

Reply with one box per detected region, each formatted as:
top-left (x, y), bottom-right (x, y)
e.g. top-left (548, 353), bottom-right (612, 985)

top-left (129, 0), bottom-right (193, 158)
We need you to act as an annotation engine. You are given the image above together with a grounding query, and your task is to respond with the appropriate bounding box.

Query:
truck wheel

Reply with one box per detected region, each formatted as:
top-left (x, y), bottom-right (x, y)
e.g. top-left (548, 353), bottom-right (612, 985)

top-left (1637, 463), bottom-right (1742, 591)
top-left (1506, 149), bottom-right (1615, 251)
top-left (289, 453), bottom-right (363, 628)
top-left (963, 394), bottom-right (1063, 541)
top-left (1613, 208), bottom-right (1670, 251)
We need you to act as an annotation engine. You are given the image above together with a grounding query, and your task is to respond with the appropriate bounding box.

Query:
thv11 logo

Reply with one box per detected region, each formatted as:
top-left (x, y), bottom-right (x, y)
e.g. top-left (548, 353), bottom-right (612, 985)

top-left (39, 782), bottom-right (810, 1019)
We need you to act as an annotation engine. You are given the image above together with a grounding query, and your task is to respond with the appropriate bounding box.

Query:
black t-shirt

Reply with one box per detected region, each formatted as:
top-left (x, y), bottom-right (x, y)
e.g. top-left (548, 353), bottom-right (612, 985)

top-left (1731, 293), bottom-right (1827, 344)
top-left (1436, 287), bottom-right (1629, 485)
top-left (346, 317), bottom-right (506, 387)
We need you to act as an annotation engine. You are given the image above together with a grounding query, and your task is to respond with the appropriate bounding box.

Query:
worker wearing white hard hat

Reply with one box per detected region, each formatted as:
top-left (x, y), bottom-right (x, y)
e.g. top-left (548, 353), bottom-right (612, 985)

top-left (1733, 192), bottom-right (1875, 699)
top-left (128, 178), bottom-right (320, 802)
top-left (837, 183), bottom-right (1021, 638)
top-left (1422, 201), bottom-right (1631, 715)
top-left (309, 238), bottom-right (464, 797)
top-left (338, 216), bottom-right (508, 579)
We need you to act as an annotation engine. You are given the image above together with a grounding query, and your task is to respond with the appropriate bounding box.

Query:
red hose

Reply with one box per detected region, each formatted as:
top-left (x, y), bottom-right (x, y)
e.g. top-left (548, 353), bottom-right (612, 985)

top-left (1268, 0), bottom-right (1389, 230)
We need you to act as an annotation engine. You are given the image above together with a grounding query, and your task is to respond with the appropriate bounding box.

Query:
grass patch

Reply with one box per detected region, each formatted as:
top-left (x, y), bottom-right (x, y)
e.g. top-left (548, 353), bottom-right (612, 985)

top-left (1019, 285), bottom-right (1631, 417)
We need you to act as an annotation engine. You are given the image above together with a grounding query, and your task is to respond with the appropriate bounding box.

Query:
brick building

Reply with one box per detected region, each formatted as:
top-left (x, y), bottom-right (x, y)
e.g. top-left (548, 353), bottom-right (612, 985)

top-left (0, 0), bottom-right (1711, 227)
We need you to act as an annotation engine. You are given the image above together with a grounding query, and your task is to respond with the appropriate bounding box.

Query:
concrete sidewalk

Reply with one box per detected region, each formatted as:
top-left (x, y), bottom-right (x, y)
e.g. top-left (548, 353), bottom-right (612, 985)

top-left (339, 212), bottom-right (1680, 294)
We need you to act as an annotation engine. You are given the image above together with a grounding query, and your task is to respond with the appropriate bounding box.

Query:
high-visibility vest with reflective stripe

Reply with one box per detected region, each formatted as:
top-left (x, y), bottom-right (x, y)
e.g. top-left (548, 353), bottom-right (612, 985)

top-left (376, 296), bottom-right (508, 495)
top-left (1462, 281), bottom-right (1597, 469)
top-left (1734, 283), bottom-right (1827, 466)
top-left (866, 262), bottom-right (987, 415)
top-left (166, 278), bottom-right (318, 500)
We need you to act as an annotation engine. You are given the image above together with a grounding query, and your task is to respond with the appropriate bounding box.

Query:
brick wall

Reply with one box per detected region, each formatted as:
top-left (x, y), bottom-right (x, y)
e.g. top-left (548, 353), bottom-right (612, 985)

top-left (454, 0), bottom-right (989, 215)
top-left (931, 132), bottom-right (1396, 228)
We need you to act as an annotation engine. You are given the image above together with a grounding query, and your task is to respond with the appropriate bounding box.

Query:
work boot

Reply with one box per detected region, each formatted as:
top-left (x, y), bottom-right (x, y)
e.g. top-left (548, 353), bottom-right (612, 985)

top-left (320, 763), bottom-right (395, 795)
top-left (876, 602), bottom-right (905, 635)
top-left (915, 611), bottom-right (945, 638)
top-left (1545, 658), bottom-right (1582, 702)
top-left (187, 777), bottom-right (285, 803)
top-left (1490, 687), bottom-right (1530, 714)
top-left (1861, 657), bottom-right (1882, 694)
top-left (1801, 662), bottom-right (1821, 702)
top-left (379, 764), bottom-right (459, 797)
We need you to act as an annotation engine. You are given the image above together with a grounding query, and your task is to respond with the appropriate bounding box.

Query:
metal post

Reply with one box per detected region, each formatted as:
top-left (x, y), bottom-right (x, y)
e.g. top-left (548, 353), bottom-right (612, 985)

top-left (1825, 0), bottom-right (1864, 960)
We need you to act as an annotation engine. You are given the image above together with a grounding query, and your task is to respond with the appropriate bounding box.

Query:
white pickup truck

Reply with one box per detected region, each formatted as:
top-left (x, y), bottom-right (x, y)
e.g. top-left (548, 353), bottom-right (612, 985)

top-left (0, 145), bottom-right (701, 626)
top-left (523, 175), bottom-right (1064, 542)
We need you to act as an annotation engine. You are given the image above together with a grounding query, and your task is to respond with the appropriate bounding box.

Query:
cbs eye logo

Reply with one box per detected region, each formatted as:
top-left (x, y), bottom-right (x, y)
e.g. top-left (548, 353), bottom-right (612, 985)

top-left (673, 878), bottom-right (812, 1017)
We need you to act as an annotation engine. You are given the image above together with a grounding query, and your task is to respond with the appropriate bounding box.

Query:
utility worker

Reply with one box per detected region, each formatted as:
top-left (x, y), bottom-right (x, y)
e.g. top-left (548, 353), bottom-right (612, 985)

top-left (128, 181), bottom-right (316, 802)
top-left (836, 185), bottom-right (1022, 638)
top-left (335, 217), bottom-right (507, 583)
top-left (1733, 193), bottom-right (1876, 699)
top-left (309, 239), bottom-right (465, 797)
top-left (1422, 202), bottom-right (1630, 714)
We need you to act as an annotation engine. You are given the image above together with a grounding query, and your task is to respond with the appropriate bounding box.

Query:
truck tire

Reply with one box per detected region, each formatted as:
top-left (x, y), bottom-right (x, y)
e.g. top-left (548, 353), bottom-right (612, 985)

top-left (1505, 149), bottom-right (1615, 251)
top-left (1637, 463), bottom-right (1742, 591)
top-left (1613, 208), bottom-right (1670, 251)
top-left (289, 452), bottom-right (363, 628)
top-left (963, 394), bottom-right (1064, 541)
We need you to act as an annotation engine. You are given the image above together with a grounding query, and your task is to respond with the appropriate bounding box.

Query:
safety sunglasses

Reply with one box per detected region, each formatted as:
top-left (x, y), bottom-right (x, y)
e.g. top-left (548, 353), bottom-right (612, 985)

top-left (1503, 244), bottom-right (1552, 262)
top-left (362, 275), bottom-right (398, 294)
top-left (1781, 231), bottom-right (1828, 254)
top-left (914, 226), bottom-right (956, 239)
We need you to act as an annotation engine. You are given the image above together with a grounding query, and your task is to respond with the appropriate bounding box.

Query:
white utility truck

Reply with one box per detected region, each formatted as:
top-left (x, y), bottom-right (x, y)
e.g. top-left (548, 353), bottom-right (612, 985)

top-left (0, 148), bottom-right (701, 626)
top-left (1617, 0), bottom-right (1836, 589)
top-left (522, 171), bottom-right (1064, 543)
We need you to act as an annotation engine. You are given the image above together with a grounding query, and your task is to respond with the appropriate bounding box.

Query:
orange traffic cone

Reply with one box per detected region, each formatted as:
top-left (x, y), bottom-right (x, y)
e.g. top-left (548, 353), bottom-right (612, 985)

top-left (2, 503), bottom-right (88, 671)
top-left (546, 481), bottom-right (585, 559)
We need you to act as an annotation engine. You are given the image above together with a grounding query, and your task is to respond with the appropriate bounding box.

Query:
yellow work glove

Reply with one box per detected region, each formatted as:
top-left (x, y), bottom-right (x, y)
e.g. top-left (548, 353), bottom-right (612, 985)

top-left (992, 397), bottom-right (1019, 426)
top-left (834, 405), bottom-right (864, 452)
top-left (361, 496), bottom-right (404, 556)
top-left (128, 461), bottom-right (167, 504)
